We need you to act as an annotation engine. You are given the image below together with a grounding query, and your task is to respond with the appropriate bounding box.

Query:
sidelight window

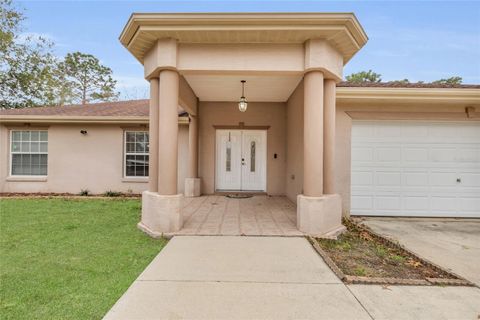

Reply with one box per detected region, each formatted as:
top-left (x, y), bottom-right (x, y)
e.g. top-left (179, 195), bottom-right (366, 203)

top-left (250, 141), bottom-right (256, 172)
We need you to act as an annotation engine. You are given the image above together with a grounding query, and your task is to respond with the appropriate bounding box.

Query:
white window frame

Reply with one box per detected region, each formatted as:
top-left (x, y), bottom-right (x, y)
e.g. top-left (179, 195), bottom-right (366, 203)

top-left (123, 130), bottom-right (149, 178)
top-left (9, 129), bottom-right (48, 177)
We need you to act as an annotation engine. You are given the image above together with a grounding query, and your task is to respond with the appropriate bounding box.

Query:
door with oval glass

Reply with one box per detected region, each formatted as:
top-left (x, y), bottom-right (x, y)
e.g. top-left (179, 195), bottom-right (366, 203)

top-left (215, 129), bottom-right (266, 191)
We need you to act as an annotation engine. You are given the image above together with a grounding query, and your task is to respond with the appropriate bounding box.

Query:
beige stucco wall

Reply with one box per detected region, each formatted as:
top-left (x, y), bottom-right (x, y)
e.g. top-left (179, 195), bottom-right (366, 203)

top-left (0, 123), bottom-right (188, 195)
top-left (198, 101), bottom-right (286, 195)
top-left (178, 43), bottom-right (304, 74)
top-left (286, 80), bottom-right (304, 202)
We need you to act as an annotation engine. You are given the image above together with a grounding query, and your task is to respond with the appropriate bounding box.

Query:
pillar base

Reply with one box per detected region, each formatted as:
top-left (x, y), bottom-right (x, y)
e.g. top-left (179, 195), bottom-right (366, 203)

top-left (139, 191), bottom-right (183, 236)
top-left (297, 194), bottom-right (345, 237)
top-left (184, 178), bottom-right (201, 197)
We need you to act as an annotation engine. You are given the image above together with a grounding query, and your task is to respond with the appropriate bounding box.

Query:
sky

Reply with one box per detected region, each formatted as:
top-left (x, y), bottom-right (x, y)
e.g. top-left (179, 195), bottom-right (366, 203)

top-left (17, 0), bottom-right (480, 99)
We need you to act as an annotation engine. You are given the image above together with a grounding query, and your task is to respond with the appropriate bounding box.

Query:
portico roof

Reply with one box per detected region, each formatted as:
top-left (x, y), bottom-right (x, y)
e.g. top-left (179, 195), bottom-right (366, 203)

top-left (119, 12), bottom-right (368, 64)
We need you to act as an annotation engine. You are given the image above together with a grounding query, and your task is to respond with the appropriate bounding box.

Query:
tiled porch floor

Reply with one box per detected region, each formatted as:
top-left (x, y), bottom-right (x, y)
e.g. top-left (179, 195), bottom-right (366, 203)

top-left (173, 195), bottom-right (303, 236)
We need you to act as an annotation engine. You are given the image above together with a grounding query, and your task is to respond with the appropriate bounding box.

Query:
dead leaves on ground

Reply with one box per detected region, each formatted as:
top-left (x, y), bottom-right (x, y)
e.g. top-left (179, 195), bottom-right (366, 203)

top-left (406, 258), bottom-right (423, 268)
top-left (359, 231), bottom-right (374, 242)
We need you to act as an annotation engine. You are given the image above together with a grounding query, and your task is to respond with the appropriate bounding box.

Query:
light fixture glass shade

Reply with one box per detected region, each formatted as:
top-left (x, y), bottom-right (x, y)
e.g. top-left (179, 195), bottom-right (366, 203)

top-left (238, 97), bottom-right (248, 112)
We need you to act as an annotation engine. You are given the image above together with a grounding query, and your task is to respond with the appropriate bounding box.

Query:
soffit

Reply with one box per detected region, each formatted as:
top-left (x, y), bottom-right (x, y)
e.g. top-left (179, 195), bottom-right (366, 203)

top-left (183, 74), bottom-right (303, 102)
top-left (119, 13), bottom-right (368, 64)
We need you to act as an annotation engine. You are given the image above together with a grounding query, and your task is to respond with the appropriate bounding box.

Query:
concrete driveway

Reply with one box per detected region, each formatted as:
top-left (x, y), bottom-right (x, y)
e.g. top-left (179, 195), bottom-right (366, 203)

top-left (360, 218), bottom-right (480, 286)
top-left (104, 236), bottom-right (480, 320)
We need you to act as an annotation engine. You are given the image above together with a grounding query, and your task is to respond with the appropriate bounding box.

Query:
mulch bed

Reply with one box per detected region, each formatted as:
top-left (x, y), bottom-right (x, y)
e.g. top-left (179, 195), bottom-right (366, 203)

top-left (309, 219), bottom-right (474, 286)
top-left (0, 192), bottom-right (141, 198)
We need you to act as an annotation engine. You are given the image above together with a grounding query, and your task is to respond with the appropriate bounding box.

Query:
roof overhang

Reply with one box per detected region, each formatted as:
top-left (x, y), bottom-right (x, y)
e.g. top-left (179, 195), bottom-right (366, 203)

top-left (119, 12), bottom-right (368, 64)
top-left (336, 87), bottom-right (480, 107)
top-left (0, 115), bottom-right (189, 125)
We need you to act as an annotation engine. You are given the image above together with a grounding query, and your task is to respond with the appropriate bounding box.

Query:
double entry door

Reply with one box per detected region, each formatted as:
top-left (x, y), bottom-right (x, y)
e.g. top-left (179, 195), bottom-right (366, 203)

top-left (215, 129), bottom-right (267, 191)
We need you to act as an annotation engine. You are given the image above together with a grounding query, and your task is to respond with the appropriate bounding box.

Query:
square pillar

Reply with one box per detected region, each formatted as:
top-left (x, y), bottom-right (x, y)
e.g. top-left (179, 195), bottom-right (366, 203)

top-left (185, 114), bottom-right (201, 197)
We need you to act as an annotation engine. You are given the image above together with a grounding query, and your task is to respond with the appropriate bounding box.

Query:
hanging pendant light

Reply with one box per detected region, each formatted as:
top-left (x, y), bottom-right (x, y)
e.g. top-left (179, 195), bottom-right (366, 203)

top-left (238, 80), bottom-right (248, 112)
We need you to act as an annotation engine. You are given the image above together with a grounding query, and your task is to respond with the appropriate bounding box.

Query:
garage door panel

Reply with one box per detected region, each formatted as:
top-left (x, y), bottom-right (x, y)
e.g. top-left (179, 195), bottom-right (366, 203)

top-left (430, 148), bottom-right (458, 162)
top-left (403, 196), bottom-right (429, 211)
top-left (374, 124), bottom-right (402, 137)
top-left (351, 171), bottom-right (373, 186)
top-left (460, 173), bottom-right (480, 187)
top-left (457, 148), bottom-right (480, 162)
top-left (376, 147), bottom-right (401, 162)
top-left (351, 195), bottom-right (373, 210)
top-left (404, 148), bottom-right (429, 162)
top-left (375, 196), bottom-right (401, 210)
top-left (460, 198), bottom-right (480, 213)
top-left (431, 197), bottom-right (459, 212)
top-left (430, 172), bottom-right (458, 186)
top-left (352, 147), bottom-right (373, 161)
top-left (351, 121), bottom-right (480, 218)
top-left (404, 172), bottom-right (429, 186)
top-left (375, 172), bottom-right (402, 186)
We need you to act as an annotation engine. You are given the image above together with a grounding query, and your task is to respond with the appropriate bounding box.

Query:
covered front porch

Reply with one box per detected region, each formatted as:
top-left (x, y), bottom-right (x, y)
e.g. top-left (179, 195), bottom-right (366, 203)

top-left (173, 195), bottom-right (302, 236)
top-left (119, 13), bottom-right (368, 237)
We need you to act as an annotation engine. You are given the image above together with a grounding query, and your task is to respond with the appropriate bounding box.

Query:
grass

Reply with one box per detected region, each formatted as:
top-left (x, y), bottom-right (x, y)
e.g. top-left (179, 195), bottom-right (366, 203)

top-left (315, 221), bottom-right (453, 280)
top-left (0, 198), bottom-right (167, 319)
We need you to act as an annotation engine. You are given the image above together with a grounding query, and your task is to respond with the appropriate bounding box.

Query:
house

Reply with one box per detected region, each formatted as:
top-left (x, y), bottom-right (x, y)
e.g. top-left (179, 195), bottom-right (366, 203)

top-left (1, 13), bottom-right (479, 236)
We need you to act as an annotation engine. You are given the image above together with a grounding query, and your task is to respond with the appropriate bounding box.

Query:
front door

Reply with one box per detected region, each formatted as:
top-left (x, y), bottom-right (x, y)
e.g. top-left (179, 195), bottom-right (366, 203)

top-left (216, 129), bottom-right (266, 191)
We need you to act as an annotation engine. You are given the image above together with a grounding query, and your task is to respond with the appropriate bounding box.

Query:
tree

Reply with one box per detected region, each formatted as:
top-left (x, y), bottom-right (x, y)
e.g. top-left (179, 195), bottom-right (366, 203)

top-left (0, 0), bottom-right (61, 108)
top-left (345, 70), bottom-right (382, 83)
top-left (63, 52), bottom-right (119, 104)
top-left (389, 79), bottom-right (410, 85)
top-left (432, 76), bottom-right (462, 85)
top-left (0, 1), bottom-right (119, 108)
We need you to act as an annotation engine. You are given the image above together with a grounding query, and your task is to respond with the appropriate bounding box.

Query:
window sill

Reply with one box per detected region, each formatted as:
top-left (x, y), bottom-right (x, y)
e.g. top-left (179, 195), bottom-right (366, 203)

top-left (6, 176), bottom-right (47, 182)
top-left (122, 177), bottom-right (149, 183)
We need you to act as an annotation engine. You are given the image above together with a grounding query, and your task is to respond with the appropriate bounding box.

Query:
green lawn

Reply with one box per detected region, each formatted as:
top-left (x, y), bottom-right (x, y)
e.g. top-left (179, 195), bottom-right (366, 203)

top-left (0, 198), bottom-right (167, 319)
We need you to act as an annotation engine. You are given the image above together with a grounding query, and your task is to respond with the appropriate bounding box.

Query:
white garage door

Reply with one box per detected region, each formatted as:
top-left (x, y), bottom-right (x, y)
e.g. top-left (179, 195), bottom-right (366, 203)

top-left (351, 121), bottom-right (480, 217)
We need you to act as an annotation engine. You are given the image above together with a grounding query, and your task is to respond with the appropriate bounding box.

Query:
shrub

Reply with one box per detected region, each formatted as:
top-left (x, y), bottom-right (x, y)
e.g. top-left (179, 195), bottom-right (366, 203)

top-left (79, 189), bottom-right (90, 196)
top-left (103, 190), bottom-right (122, 197)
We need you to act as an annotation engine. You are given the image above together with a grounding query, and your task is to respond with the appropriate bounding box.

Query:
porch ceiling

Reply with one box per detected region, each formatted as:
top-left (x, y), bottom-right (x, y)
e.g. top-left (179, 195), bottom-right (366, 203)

top-left (184, 74), bottom-right (303, 102)
top-left (120, 12), bottom-right (368, 64)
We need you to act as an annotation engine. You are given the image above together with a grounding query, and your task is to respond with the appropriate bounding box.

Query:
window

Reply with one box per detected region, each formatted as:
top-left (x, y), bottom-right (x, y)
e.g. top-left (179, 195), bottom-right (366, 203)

top-left (124, 131), bottom-right (149, 177)
top-left (10, 130), bottom-right (48, 176)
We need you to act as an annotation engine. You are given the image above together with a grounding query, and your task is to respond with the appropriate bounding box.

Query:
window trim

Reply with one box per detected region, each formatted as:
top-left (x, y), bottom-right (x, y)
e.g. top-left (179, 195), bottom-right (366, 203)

top-left (123, 130), bottom-right (149, 178)
top-left (9, 129), bottom-right (48, 178)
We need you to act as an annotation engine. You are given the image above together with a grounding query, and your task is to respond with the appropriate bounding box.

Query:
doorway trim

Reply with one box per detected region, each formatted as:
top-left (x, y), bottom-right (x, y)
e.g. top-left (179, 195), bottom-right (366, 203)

top-left (213, 122), bottom-right (270, 130)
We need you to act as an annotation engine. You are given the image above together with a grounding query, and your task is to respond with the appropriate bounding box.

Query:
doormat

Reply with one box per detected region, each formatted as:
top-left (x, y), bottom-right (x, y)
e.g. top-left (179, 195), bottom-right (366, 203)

top-left (226, 194), bottom-right (253, 199)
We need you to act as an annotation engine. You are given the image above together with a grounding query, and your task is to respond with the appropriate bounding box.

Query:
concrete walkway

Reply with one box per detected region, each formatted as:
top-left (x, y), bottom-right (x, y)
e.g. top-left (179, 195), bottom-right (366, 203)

top-left (104, 236), bottom-right (480, 320)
